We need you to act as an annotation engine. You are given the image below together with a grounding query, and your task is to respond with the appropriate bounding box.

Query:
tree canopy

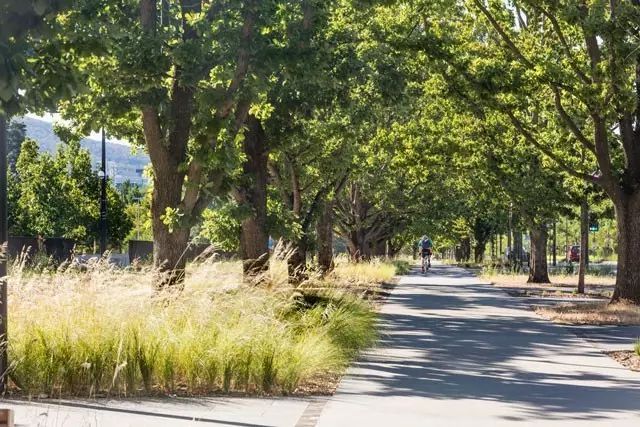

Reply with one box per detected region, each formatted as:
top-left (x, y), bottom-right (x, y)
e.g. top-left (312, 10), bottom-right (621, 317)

top-left (4, 0), bottom-right (640, 302)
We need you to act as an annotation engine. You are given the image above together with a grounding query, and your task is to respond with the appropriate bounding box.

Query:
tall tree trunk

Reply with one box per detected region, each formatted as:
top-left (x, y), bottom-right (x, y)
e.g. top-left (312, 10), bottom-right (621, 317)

top-left (460, 237), bottom-right (471, 262)
top-left (346, 233), bottom-right (359, 262)
top-left (142, 0), bottom-right (196, 288)
top-left (372, 239), bottom-right (386, 257)
top-left (237, 116), bottom-right (269, 276)
top-left (152, 172), bottom-right (190, 288)
top-left (578, 200), bottom-right (589, 294)
top-left (528, 224), bottom-right (550, 283)
top-left (611, 191), bottom-right (640, 303)
top-left (474, 240), bottom-right (487, 263)
top-left (316, 200), bottom-right (334, 274)
top-left (490, 235), bottom-right (495, 260)
top-left (288, 241), bottom-right (307, 281)
top-left (513, 229), bottom-right (523, 271)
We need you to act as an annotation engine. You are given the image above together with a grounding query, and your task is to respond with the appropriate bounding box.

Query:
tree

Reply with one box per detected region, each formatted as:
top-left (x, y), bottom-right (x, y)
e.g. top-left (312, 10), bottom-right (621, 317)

top-left (11, 138), bottom-right (131, 246)
top-left (45, 0), bottom-right (290, 286)
top-left (461, 0), bottom-right (640, 301)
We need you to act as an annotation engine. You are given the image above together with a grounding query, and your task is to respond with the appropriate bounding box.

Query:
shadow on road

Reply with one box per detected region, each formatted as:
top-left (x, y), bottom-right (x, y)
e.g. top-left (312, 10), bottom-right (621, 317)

top-left (339, 264), bottom-right (640, 422)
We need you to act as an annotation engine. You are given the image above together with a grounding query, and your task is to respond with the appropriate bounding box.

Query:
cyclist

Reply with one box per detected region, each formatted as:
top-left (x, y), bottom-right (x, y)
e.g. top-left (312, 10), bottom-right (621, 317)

top-left (419, 235), bottom-right (433, 273)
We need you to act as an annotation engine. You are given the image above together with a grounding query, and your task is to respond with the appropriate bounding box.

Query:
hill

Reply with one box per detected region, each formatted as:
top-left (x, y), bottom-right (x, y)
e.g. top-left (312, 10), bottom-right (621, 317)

top-left (20, 116), bottom-right (150, 186)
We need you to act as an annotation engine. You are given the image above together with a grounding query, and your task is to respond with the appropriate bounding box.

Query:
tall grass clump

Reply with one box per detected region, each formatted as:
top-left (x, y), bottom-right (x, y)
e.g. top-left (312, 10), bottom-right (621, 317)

top-left (331, 255), bottom-right (396, 285)
top-left (8, 257), bottom-right (378, 397)
top-left (635, 339), bottom-right (640, 357)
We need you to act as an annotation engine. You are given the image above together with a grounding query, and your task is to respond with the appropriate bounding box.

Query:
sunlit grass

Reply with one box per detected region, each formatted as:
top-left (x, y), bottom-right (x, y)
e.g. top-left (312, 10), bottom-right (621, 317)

top-left (535, 301), bottom-right (640, 325)
top-left (330, 256), bottom-right (397, 285)
top-left (480, 272), bottom-right (616, 288)
top-left (7, 254), bottom-right (382, 398)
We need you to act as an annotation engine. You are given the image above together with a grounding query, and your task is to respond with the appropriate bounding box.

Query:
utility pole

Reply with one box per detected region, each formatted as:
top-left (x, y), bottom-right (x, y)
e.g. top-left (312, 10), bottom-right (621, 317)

top-left (0, 115), bottom-right (8, 392)
top-left (99, 128), bottom-right (108, 255)
top-left (552, 220), bottom-right (557, 267)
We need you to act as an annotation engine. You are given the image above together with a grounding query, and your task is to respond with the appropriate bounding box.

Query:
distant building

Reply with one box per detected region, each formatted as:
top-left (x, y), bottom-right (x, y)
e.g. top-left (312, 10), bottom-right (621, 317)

top-left (107, 161), bottom-right (148, 186)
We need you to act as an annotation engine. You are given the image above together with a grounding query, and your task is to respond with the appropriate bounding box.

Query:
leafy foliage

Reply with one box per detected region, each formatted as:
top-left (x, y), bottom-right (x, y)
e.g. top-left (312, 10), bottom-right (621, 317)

top-left (10, 138), bottom-right (131, 246)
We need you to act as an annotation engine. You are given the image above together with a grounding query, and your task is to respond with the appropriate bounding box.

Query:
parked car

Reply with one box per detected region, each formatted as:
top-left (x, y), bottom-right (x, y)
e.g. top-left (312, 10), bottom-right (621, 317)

top-left (566, 245), bottom-right (580, 263)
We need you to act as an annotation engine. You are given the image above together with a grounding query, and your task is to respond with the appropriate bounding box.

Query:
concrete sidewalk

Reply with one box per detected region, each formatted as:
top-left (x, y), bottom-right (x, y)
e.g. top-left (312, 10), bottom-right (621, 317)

top-left (316, 265), bottom-right (640, 426)
top-left (1, 396), bottom-right (312, 426)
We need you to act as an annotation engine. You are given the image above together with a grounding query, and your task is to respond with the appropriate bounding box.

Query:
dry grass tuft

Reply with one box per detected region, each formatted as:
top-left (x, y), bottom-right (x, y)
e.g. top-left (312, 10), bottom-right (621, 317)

top-left (6, 251), bottom-right (388, 398)
top-left (535, 300), bottom-right (640, 325)
top-left (483, 273), bottom-right (616, 289)
top-left (330, 256), bottom-right (397, 286)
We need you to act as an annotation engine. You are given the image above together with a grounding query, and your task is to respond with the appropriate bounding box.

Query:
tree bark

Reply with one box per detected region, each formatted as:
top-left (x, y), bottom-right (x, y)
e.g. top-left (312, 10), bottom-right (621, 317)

top-left (611, 191), bottom-right (640, 303)
top-left (152, 175), bottom-right (190, 288)
top-left (513, 229), bottom-right (523, 270)
top-left (474, 240), bottom-right (487, 263)
top-left (460, 237), bottom-right (471, 262)
top-left (528, 224), bottom-right (550, 283)
top-left (316, 200), bottom-right (334, 274)
top-left (473, 217), bottom-right (491, 263)
top-left (237, 116), bottom-right (269, 276)
top-left (578, 200), bottom-right (588, 294)
top-left (288, 242), bottom-right (307, 281)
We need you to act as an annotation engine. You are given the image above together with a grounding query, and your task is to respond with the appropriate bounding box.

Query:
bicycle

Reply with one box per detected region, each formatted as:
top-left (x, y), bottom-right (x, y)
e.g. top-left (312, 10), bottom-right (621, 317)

top-left (421, 249), bottom-right (432, 273)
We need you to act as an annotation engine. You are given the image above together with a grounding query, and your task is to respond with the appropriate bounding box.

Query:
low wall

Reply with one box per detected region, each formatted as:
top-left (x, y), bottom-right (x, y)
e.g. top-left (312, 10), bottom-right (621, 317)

top-left (7, 236), bottom-right (75, 263)
top-left (128, 240), bottom-right (235, 264)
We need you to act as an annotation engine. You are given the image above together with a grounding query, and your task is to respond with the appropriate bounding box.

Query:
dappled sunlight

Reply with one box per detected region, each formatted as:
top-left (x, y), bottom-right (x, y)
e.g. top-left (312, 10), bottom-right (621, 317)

top-left (319, 265), bottom-right (640, 424)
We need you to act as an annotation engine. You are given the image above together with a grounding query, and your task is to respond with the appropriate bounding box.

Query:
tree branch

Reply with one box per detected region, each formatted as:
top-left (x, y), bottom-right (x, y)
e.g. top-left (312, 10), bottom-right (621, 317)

top-left (536, 6), bottom-right (591, 84)
top-left (553, 87), bottom-right (595, 154)
top-left (506, 110), bottom-right (600, 184)
top-left (218, 1), bottom-right (256, 119)
top-left (471, 0), bottom-right (534, 69)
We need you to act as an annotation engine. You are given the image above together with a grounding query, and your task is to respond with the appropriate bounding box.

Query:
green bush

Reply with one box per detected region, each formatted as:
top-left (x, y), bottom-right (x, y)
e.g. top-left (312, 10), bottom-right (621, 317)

top-left (392, 260), bottom-right (411, 275)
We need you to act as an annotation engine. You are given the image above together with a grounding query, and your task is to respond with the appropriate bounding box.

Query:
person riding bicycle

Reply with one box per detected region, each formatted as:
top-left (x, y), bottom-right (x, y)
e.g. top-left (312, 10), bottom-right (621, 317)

top-left (419, 235), bottom-right (433, 272)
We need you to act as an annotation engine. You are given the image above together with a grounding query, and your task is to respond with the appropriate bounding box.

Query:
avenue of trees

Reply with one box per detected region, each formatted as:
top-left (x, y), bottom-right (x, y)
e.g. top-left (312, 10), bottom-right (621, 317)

top-left (2, 1), bottom-right (640, 303)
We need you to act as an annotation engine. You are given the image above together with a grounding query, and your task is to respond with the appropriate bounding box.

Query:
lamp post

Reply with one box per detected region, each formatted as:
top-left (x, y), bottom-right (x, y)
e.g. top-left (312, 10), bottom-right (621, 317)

top-left (0, 115), bottom-right (8, 392)
top-left (99, 128), bottom-right (107, 255)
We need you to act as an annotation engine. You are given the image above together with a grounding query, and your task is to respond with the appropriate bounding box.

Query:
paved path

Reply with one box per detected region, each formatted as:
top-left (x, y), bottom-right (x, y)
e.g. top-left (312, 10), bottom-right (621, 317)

top-left (316, 264), bottom-right (640, 426)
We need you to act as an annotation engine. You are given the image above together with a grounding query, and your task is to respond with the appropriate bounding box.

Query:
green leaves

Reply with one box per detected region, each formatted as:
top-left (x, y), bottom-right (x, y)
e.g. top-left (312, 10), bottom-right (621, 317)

top-left (10, 136), bottom-right (131, 245)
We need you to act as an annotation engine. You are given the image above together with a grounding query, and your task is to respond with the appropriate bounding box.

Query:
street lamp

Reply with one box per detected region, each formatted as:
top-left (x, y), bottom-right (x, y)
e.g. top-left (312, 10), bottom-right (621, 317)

top-left (0, 115), bottom-right (8, 392)
top-left (99, 128), bottom-right (107, 255)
